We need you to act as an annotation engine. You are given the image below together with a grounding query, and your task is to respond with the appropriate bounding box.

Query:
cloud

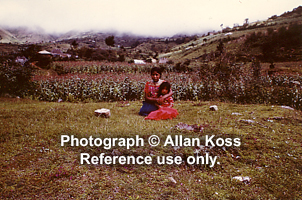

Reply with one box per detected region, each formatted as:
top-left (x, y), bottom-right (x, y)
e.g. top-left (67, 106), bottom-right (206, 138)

top-left (0, 0), bottom-right (301, 36)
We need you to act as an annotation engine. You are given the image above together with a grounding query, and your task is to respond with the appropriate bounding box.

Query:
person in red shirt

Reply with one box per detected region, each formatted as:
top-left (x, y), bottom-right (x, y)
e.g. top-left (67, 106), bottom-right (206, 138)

top-left (145, 81), bottom-right (179, 120)
top-left (139, 67), bottom-right (173, 116)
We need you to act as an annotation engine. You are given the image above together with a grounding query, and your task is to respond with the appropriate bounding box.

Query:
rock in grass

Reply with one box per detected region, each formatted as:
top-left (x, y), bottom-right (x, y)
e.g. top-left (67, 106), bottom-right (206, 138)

top-left (239, 119), bottom-right (255, 124)
top-left (281, 106), bottom-right (294, 110)
top-left (291, 80), bottom-right (300, 85)
top-left (209, 105), bottom-right (218, 111)
top-left (232, 112), bottom-right (243, 116)
top-left (173, 122), bottom-right (205, 133)
top-left (111, 149), bottom-right (121, 156)
top-left (232, 176), bottom-right (251, 184)
top-left (168, 177), bottom-right (177, 185)
top-left (270, 116), bottom-right (284, 120)
top-left (95, 108), bottom-right (111, 118)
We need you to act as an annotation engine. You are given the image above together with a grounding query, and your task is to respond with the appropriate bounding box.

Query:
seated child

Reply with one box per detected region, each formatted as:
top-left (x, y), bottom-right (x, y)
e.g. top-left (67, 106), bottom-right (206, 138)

top-left (155, 82), bottom-right (174, 108)
top-left (145, 82), bottom-right (178, 120)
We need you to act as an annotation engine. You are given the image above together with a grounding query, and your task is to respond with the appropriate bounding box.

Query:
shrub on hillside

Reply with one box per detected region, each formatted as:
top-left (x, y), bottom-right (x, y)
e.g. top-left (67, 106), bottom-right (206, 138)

top-left (0, 62), bottom-right (36, 97)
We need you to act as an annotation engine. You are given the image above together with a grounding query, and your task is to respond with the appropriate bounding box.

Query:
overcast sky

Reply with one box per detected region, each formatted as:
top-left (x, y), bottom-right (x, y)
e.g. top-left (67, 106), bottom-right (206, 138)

top-left (0, 0), bottom-right (300, 37)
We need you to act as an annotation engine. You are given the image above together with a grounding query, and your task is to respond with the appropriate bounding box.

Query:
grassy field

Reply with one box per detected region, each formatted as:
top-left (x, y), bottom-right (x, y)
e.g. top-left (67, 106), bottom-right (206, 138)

top-left (0, 97), bottom-right (301, 199)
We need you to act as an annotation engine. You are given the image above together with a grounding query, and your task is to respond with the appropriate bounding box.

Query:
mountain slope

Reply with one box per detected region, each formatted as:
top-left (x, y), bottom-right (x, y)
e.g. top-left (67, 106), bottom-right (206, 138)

top-left (0, 27), bottom-right (20, 43)
top-left (5, 26), bottom-right (58, 43)
top-left (158, 6), bottom-right (302, 62)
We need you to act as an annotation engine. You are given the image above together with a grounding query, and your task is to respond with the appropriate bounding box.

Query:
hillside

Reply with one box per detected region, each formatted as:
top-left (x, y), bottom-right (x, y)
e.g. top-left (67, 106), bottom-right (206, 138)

top-left (0, 27), bottom-right (20, 43)
top-left (158, 6), bottom-right (302, 62)
top-left (2, 26), bottom-right (58, 44)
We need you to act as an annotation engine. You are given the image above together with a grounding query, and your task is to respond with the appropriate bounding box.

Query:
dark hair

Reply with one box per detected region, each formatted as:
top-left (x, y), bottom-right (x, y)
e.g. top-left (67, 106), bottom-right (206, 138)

top-left (151, 67), bottom-right (162, 77)
top-left (158, 82), bottom-right (171, 96)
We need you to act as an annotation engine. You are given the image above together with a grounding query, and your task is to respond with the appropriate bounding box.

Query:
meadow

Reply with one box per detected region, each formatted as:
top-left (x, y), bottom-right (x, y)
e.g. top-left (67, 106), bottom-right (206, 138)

top-left (0, 97), bottom-right (301, 199)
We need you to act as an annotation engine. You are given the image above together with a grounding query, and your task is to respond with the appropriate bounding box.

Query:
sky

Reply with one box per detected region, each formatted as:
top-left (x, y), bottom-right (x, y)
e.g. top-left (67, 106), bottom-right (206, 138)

top-left (0, 0), bottom-right (301, 37)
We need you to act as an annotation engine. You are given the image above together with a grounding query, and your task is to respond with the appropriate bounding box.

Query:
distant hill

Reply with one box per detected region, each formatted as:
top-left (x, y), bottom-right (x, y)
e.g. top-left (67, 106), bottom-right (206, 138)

top-left (0, 27), bottom-right (20, 43)
top-left (158, 6), bottom-right (302, 62)
top-left (2, 26), bottom-right (58, 44)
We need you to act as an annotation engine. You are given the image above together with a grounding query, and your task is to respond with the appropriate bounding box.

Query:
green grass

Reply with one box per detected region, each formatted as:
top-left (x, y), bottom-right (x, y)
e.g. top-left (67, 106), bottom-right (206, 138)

top-left (0, 98), bottom-right (301, 199)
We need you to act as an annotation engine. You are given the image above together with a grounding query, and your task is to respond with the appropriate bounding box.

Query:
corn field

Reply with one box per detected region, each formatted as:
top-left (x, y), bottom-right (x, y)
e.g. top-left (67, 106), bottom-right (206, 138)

top-left (30, 61), bottom-right (302, 110)
top-left (2, 61), bottom-right (302, 110)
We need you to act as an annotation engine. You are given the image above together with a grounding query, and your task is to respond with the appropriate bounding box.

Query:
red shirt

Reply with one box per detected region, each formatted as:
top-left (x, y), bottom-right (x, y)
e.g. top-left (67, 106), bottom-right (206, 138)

top-left (144, 80), bottom-right (165, 98)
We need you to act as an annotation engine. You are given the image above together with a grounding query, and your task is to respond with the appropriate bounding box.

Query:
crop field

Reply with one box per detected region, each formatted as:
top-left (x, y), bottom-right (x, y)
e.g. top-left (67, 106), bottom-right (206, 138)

top-left (28, 61), bottom-right (302, 111)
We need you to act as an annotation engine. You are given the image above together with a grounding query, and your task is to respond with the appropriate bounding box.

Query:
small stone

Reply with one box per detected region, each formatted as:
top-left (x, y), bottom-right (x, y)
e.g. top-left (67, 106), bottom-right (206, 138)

top-left (239, 119), bottom-right (255, 124)
top-left (168, 177), bottom-right (177, 184)
top-left (232, 176), bottom-right (251, 184)
top-left (232, 112), bottom-right (242, 116)
top-left (291, 81), bottom-right (300, 85)
top-left (209, 105), bottom-right (218, 111)
top-left (95, 108), bottom-right (111, 118)
top-left (271, 116), bottom-right (284, 120)
top-left (111, 149), bottom-right (121, 156)
top-left (281, 106), bottom-right (294, 110)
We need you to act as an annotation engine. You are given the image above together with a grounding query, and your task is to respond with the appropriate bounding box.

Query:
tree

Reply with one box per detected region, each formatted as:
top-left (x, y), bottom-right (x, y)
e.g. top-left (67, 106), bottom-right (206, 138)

top-left (117, 53), bottom-right (125, 62)
top-left (252, 58), bottom-right (261, 79)
top-left (0, 62), bottom-right (36, 96)
top-left (21, 44), bottom-right (42, 60)
top-left (244, 18), bottom-right (249, 25)
top-left (216, 40), bottom-right (224, 56)
top-left (71, 40), bottom-right (79, 49)
top-left (105, 36), bottom-right (115, 47)
top-left (77, 47), bottom-right (93, 60)
top-left (131, 40), bottom-right (141, 48)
